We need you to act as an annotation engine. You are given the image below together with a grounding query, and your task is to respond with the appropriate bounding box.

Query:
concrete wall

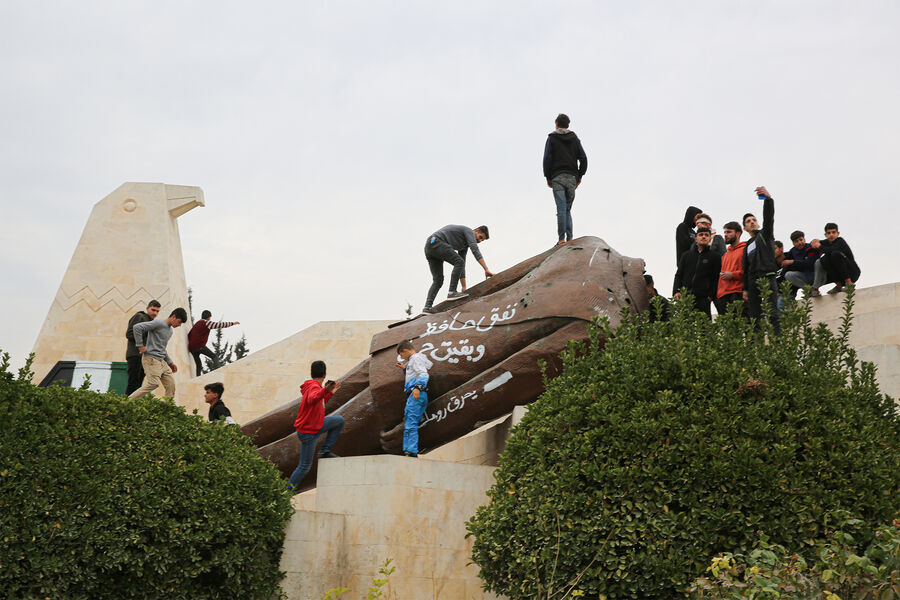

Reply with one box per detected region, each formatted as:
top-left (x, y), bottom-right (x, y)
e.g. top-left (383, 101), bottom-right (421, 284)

top-left (281, 454), bottom-right (506, 600)
top-left (809, 282), bottom-right (900, 398)
top-left (279, 411), bottom-right (526, 599)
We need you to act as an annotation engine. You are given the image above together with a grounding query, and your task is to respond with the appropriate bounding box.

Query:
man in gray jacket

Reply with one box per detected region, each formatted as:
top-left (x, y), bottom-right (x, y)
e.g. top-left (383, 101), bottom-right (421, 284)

top-left (128, 307), bottom-right (188, 399)
top-left (422, 224), bottom-right (493, 314)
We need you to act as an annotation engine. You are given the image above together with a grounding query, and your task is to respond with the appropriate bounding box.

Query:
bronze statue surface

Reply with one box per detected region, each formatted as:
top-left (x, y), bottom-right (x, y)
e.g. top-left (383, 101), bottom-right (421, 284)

top-left (241, 236), bottom-right (648, 484)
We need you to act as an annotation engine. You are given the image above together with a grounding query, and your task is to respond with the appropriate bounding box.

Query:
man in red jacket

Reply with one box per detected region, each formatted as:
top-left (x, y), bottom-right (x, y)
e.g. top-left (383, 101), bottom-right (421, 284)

top-left (716, 221), bottom-right (747, 317)
top-left (287, 360), bottom-right (344, 491)
top-left (187, 310), bottom-right (240, 376)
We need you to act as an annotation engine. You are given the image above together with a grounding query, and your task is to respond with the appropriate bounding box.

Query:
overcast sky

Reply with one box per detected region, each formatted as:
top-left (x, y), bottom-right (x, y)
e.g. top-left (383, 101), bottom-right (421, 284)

top-left (2, 1), bottom-right (898, 370)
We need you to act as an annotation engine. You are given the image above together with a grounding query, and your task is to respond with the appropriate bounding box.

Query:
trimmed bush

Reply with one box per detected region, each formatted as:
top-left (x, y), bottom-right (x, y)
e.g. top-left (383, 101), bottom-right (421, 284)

top-left (0, 355), bottom-right (294, 600)
top-left (467, 288), bottom-right (900, 599)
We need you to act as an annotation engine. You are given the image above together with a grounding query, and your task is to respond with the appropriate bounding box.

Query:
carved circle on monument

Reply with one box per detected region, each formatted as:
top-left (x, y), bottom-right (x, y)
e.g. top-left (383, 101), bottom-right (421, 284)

top-left (122, 198), bottom-right (137, 212)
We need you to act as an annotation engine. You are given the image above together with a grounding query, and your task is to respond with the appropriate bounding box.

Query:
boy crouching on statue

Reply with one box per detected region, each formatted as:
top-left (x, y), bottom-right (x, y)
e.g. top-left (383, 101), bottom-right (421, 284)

top-left (396, 340), bottom-right (433, 458)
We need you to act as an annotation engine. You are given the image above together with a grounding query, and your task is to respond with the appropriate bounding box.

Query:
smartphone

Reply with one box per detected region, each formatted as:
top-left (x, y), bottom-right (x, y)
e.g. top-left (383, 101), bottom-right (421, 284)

top-left (325, 380), bottom-right (335, 388)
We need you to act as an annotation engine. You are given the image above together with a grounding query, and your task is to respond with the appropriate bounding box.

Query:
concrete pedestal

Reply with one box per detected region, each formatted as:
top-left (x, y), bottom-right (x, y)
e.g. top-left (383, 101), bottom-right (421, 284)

top-left (279, 414), bottom-right (520, 600)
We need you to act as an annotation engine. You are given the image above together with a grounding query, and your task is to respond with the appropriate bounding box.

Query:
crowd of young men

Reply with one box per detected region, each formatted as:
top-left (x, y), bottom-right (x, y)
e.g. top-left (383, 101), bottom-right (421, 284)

top-left (113, 167), bottom-right (863, 491)
top-left (666, 186), bottom-right (861, 327)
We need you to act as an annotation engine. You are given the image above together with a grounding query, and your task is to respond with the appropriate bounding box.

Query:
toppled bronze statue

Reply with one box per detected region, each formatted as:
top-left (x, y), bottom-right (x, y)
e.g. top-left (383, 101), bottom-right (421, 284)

top-left (241, 236), bottom-right (647, 483)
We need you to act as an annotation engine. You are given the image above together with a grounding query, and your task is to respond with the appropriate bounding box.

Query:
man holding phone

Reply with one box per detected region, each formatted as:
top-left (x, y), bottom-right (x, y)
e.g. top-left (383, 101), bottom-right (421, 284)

top-left (287, 360), bottom-right (344, 491)
top-left (742, 186), bottom-right (780, 334)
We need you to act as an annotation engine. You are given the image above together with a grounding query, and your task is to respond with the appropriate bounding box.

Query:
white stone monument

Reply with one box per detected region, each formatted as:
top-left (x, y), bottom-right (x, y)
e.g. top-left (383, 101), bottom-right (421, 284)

top-left (30, 182), bottom-right (203, 389)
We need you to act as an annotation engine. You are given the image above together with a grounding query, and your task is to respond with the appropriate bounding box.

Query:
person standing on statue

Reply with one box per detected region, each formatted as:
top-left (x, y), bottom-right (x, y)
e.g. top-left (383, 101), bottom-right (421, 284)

top-left (422, 224), bottom-right (493, 314)
top-left (543, 113), bottom-right (588, 246)
top-left (125, 300), bottom-right (161, 395)
top-left (128, 307), bottom-right (188, 399)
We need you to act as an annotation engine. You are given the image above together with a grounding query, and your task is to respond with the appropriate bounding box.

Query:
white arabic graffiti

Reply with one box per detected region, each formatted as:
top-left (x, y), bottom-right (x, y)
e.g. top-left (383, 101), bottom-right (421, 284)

top-left (420, 339), bottom-right (486, 364)
top-left (420, 390), bottom-right (478, 428)
top-left (419, 304), bottom-right (518, 339)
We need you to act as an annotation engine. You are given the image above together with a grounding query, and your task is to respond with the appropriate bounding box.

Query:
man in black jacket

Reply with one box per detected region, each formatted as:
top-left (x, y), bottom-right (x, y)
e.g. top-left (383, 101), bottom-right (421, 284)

top-left (811, 223), bottom-right (860, 294)
top-left (205, 382), bottom-right (236, 425)
top-left (673, 227), bottom-right (721, 318)
top-left (542, 113), bottom-right (587, 246)
top-left (742, 186), bottom-right (780, 333)
top-left (125, 300), bottom-right (161, 395)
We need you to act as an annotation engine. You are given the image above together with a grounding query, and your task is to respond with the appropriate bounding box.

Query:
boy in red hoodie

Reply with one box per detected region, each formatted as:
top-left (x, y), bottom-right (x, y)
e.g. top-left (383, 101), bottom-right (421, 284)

top-left (287, 360), bottom-right (343, 491)
top-left (716, 221), bottom-right (747, 316)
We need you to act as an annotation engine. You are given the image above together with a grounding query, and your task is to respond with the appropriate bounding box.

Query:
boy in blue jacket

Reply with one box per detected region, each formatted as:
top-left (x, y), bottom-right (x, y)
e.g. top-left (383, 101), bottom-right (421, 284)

top-left (396, 340), bottom-right (434, 457)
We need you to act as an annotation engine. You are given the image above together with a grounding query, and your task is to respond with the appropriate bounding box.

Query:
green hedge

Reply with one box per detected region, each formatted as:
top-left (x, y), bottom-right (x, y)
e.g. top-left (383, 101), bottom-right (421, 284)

top-left (467, 288), bottom-right (900, 599)
top-left (0, 355), bottom-right (294, 600)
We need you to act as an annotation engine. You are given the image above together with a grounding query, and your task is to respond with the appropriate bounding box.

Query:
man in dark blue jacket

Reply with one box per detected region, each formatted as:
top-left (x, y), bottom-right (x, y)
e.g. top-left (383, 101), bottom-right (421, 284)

top-left (782, 230), bottom-right (821, 297)
top-left (543, 113), bottom-right (587, 246)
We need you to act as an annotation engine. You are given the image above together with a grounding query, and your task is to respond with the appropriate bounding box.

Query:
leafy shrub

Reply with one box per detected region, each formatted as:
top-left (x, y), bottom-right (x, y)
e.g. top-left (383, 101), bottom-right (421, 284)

top-left (689, 515), bottom-right (900, 599)
top-left (467, 289), bottom-right (900, 599)
top-left (323, 558), bottom-right (396, 599)
top-left (0, 354), bottom-right (294, 600)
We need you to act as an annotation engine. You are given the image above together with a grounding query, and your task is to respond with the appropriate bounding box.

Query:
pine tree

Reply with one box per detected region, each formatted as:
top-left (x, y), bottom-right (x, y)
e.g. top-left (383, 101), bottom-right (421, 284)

top-left (233, 334), bottom-right (249, 361)
top-left (208, 327), bottom-right (233, 373)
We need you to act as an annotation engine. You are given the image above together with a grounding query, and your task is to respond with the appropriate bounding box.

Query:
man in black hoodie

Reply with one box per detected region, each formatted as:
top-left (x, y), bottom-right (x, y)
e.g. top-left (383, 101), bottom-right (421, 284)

top-left (673, 227), bottom-right (721, 318)
top-left (542, 113), bottom-right (587, 246)
top-left (742, 186), bottom-right (780, 333)
top-left (676, 206), bottom-right (703, 264)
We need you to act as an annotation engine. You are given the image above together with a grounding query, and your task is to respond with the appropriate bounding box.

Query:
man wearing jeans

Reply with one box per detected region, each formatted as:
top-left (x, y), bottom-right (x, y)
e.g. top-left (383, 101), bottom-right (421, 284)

top-left (288, 360), bottom-right (344, 491)
top-left (128, 307), bottom-right (188, 399)
top-left (543, 113), bottom-right (588, 246)
top-left (422, 224), bottom-right (493, 314)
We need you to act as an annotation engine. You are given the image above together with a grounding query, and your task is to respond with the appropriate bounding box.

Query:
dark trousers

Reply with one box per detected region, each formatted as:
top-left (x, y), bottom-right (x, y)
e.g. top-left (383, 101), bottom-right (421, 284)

top-left (746, 274), bottom-right (780, 335)
top-left (125, 354), bottom-right (145, 395)
top-left (692, 295), bottom-right (712, 319)
top-left (715, 292), bottom-right (746, 317)
top-left (190, 346), bottom-right (218, 377)
top-left (821, 252), bottom-right (860, 285)
top-left (424, 237), bottom-right (465, 309)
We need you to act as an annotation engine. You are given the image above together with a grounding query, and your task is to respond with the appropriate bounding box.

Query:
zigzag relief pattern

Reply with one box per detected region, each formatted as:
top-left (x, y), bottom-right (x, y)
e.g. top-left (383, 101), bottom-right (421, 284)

top-left (53, 285), bottom-right (172, 313)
